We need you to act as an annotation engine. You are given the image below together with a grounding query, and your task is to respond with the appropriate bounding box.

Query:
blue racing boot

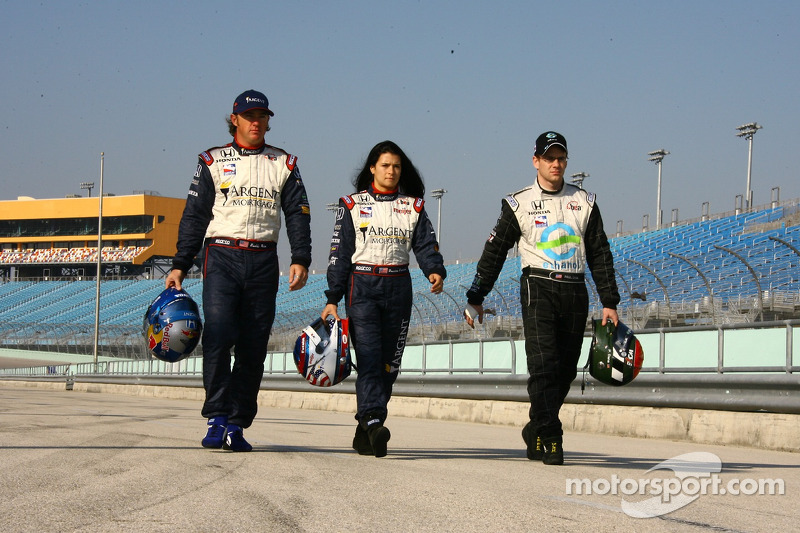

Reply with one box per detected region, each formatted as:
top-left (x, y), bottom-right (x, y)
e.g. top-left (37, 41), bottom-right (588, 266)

top-left (201, 416), bottom-right (228, 449)
top-left (223, 424), bottom-right (253, 452)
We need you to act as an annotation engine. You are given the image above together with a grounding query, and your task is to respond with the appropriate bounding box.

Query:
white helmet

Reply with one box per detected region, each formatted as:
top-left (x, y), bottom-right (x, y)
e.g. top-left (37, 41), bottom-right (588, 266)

top-left (293, 317), bottom-right (352, 387)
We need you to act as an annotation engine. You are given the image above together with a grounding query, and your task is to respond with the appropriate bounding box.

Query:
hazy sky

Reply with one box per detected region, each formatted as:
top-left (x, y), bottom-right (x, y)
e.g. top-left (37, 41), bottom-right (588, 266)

top-left (2, 1), bottom-right (798, 271)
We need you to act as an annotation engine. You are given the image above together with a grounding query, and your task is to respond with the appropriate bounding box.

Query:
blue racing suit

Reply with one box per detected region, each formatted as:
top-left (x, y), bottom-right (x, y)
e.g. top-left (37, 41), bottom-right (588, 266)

top-left (172, 139), bottom-right (311, 428)
top-left (325, 185), bottom-right (446, 424)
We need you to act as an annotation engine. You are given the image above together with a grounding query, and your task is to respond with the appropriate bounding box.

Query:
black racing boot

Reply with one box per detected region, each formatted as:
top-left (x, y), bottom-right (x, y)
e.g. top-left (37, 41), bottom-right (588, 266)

top-left (352, 424), bottom-right (373, 455)
top-left (363, 413), bottom-right (391, 458)
top-left (542, 436), bottom-right (564, 465)
top-left (521, 421), bottom-right (543, 461)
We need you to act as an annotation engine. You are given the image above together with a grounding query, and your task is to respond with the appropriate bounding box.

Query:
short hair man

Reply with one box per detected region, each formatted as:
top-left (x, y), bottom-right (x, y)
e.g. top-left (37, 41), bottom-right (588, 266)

top-left (464, 131), bottom-right (619, 465)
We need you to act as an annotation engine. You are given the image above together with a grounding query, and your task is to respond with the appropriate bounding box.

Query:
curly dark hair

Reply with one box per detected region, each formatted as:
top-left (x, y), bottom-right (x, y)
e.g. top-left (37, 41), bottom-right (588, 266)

top-left (352, 140), bottom-right (425, 198)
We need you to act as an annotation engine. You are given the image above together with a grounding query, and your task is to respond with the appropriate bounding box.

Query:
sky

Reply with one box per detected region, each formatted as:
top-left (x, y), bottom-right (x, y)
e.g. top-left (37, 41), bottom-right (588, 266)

top-left (2, 1), bottom-right (799, 272)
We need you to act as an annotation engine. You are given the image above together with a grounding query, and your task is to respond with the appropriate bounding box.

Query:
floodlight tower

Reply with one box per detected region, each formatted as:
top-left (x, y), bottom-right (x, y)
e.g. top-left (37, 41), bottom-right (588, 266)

top-left (570, 172), bottom-right (589, 188)
top-left (735, 122), bottom-right (762, 210)
top-left (326, 202), bottom-right (338, 221)
top-left (430, 189), bottom-right (447, 244)
top-left (647, 149), bottom-right (670, 230)
top-left (80, 181), bottom-right (95, 197)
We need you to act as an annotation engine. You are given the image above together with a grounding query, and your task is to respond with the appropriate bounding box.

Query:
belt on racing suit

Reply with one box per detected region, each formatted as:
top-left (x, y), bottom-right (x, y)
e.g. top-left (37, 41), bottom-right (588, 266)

top-left (207, 237), bottom-right (277, 251)
top-left (522, 266), bottom-right (584, 283)
top-left (352, 264), bottom-right (409, 276)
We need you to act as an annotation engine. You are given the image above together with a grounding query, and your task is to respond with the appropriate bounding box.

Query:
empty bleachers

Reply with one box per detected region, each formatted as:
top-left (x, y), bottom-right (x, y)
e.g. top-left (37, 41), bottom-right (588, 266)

top-left (1, 202), bottom-right (799, 351)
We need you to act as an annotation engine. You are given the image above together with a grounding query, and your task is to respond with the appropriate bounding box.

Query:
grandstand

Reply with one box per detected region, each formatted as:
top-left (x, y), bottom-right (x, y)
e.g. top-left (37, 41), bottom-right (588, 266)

top-left (0, 194), bottom-right (186, 280)
top-left (1, 195), bottom-right (799, 358)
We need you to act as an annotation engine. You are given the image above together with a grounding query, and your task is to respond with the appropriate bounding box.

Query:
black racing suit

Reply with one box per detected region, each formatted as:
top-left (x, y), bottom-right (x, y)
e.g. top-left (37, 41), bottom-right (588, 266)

top-left (325, 185), bottom-right (446, 425)
top-left (172, 139), bottom-right (311, 428)
top-left (467, 180), bottom-right (618, 440)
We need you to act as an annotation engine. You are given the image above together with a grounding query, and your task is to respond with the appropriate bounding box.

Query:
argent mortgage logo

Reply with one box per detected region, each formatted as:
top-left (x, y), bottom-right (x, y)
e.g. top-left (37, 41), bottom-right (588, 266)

top-left (566, 452), bottom-right (785, 518)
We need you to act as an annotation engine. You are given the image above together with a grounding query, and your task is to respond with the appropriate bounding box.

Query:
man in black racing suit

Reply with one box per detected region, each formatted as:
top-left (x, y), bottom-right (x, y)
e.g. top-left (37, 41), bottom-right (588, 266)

top-left (464, 131), bottom-right (619, 465)
top-left (166, 90), bottom-right (311, 452)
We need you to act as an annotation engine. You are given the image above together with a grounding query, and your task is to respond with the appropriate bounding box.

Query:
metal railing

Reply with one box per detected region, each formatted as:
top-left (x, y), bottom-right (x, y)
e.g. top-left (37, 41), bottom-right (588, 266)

top-left (4, 319), bottom-right (798, 377)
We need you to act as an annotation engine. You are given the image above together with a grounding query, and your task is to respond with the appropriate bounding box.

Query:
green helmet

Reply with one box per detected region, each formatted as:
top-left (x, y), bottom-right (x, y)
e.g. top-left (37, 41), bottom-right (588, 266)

top-left (584, 319), bottom-right (644, 387)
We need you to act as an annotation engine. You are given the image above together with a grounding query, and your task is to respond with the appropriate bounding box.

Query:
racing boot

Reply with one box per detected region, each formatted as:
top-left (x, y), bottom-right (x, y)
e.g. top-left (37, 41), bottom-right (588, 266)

top-left (521, 421), bottom-right (543, 461)
top-left (542, 436), bottom-right (564, 465)
top-left (362, 412), bottom-right (391, 458)
top-left (223, 423), bottom-right (253, 452)
top-left (352, 424), bottom-right (373, 455)
top-left (201, 416), bottom-right (228, 449)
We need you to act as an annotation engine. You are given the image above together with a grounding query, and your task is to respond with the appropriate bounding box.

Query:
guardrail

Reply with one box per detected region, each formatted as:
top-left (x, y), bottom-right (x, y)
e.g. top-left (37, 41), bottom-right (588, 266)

top-left (3, 320), bottom-right (799, 414)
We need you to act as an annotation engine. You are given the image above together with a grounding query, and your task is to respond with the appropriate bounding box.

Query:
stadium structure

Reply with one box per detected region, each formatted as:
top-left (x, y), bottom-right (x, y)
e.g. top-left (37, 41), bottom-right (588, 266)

top-left (1, 192), bottom-right (799, 359)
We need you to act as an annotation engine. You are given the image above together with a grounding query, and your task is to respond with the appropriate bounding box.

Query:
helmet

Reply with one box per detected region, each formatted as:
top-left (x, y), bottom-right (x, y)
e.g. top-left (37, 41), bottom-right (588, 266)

top-left (143, 287), bottom-right (203, 363)
top-left (293, 317), bottom-right (352, 387)
top-left (585, 319), bottom-right (644, 386)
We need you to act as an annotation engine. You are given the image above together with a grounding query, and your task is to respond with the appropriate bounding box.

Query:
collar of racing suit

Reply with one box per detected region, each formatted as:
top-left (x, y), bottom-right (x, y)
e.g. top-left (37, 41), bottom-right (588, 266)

top-left (232, 137), bottom-right (266, 156)
top-left (535, 176), bottom-right (564, 195)
top-left (368, 183), bottom-right (400, 201)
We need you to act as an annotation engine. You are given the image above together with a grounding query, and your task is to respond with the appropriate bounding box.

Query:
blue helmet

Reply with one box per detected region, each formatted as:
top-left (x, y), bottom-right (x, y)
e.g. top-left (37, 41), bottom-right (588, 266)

top-left (294, 317), bottom-right (352, 387)
top-left (143, 287), bottom-right (203, 363)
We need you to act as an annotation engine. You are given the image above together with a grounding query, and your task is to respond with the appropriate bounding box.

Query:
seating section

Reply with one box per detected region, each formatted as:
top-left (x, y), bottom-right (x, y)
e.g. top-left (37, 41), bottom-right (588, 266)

top-left (1, 203), bottom-right (799, 351)
top-left (0, 246), bottom-right (148, 264)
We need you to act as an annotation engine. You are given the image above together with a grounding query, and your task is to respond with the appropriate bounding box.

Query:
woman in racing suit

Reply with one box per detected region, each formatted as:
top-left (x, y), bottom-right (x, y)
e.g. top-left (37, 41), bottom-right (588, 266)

top-left (321, 140), bottom-right (446, 457)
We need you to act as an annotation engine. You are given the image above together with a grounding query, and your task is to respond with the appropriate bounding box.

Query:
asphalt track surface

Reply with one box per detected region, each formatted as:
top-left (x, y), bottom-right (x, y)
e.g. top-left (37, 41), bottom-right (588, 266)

top-left (3, 385), bottom-right (797, 533)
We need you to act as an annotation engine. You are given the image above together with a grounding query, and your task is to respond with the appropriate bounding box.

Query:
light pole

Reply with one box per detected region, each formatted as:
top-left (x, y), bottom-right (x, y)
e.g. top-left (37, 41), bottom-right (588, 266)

top-left (80, 181), bottom-right (95, 197)
top-left (735, 122), bottom-right (762, 210)
top-left (326, 202), bottom-right (338, 221)
top-left (570, 172), bottom-right (589, 188)
top-left (92, 153), bottom-right (105, 367)
top-left (648, 149), bottom-right (670, 230)
top-left (430, 189), bottom-right (447, 244)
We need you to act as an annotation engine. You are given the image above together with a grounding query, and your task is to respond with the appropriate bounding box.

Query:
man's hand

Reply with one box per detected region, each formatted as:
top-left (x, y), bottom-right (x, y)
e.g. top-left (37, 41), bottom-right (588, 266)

top-left (165, 269), bottom-right (185, 291)
top-left (464, 303), bottom-right (484, 329)
top-left (601, 307), bottom-right (619, 327)
top-left (288, 264), bottom-right (308, 291)
top-left (429, 273), bottom-right (443, 294)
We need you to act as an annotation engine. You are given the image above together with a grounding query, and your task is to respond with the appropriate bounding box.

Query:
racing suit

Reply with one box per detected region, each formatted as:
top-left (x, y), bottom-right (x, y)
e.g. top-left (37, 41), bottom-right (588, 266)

top-left (466, 180), bottom-right (618, 440)
top-left (172, 139), bottom-right (311, 428)
top-left (325, 185), bottom-right (446, 425)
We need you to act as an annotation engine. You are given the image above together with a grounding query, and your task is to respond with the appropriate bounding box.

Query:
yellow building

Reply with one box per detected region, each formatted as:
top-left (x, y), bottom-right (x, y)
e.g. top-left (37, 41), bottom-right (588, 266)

top-left (0, 194), bottom-right (186, 279)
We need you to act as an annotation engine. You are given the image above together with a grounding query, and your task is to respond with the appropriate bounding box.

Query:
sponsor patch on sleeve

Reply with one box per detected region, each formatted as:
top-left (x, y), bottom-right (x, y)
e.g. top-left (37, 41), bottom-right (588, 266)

top-left (342, 195), bottom-right (355, 210)
top-left (200, 151), bottom-right (214, 165)
top-left (286, 154), bottom-right (298, 170)
top-left (414, 198), bottom-right (424, 213)
top-left (504, 195), bottom-right (519, 211)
